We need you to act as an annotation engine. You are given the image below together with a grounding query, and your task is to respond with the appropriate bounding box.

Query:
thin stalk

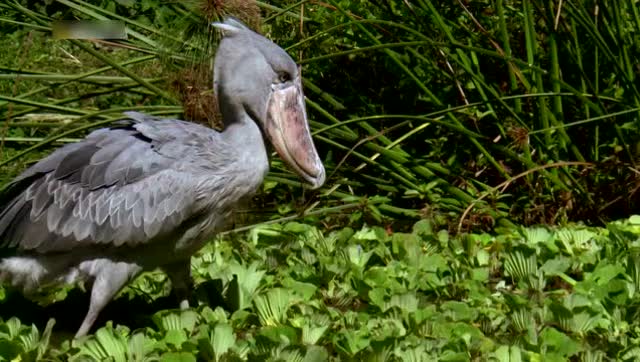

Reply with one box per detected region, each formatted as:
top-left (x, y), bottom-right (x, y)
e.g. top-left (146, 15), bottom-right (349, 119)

top-left (254, 1), bottom-right (311, 21)
top-left (593, 7), bottom-right (600, 161)
top-left (222, 201), bottom-right (382, 235)
top-left (570, 17), bottom-right (593, 160)
top-left (5, 0), bottom-right (177, 104)
top-left (390, 0), bottom-right (510, 178)
top-left (315, 135), bottom-right (420, 191)
top-left (3, 81), bottom-right (160, 120)
top-left (69, 40), bottom-right (176, 103)
top-left (546, 1), bottom-right (585, 162)
top-left (313, 115), bottom-right (483, 139)
top-left (548, 1), bottom-right (564, 120)
top-left (0, 74), bottom-right (159, 83)
top-left (496, 0), bottom-right (521, 113)
top-left (305, 98), bottom-right (357, 138)
top-left (56, 0), bottom-right (157, 47)
top-left (565, 1), bottom-right (636, 164)
top-left (302, 78), bottom-right (345, 110)
top-left (299, 41), bottom-right (432, 64)
top-left (0, 17), bottom-right (49, 31)
top-left (566, 1), bottom-right (640, 100)
top-left (525, 0), bottom-right (551, 155)
top-left (528, 108), bottom-right (640, 135)
top-left (286, 19), bottom-right (430, 51)
top-left (0, 55), bottom-right (155, 109)
top-left (1, 137), bottom-right (81, 143)
top-left (62, 0), bottom-right (191, 48)
top-left (0, 95), bottom-right (94, 116)
top-left (264, 0), bottom-right (310, 23)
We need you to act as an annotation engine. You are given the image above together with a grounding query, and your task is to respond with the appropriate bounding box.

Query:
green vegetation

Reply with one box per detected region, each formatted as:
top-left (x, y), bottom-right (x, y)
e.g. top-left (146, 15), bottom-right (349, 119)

top-left (2, 0), bottom-right (640, 360)
top-left (3, 218), bottom-right (640, 360)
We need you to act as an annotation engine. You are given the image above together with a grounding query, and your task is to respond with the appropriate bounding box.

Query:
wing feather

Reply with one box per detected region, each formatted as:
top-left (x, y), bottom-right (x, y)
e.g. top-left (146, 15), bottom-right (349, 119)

top-left (0, 113), bottom-right (230, 254)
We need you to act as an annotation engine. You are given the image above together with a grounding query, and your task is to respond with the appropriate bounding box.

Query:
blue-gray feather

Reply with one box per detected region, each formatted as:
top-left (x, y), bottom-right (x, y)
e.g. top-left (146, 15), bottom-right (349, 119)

top-left (0, 111), bottom-right (259, 254)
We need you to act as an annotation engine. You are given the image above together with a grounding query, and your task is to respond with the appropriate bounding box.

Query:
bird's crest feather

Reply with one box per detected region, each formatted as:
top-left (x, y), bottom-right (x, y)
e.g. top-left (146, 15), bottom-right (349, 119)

top-left (211, 17), bottom-right (250, 37)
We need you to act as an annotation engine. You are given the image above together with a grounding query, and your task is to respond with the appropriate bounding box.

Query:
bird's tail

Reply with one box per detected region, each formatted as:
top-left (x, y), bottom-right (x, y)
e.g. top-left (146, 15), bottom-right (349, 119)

top-left (0, 175), bottom-right (38, 256)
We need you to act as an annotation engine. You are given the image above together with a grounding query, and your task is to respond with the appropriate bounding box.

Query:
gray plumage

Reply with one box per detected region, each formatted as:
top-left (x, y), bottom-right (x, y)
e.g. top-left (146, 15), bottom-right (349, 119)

top-left (0, 17), bottom-right (324, 337)
top-left (2, 116), bottom-right (243, 252)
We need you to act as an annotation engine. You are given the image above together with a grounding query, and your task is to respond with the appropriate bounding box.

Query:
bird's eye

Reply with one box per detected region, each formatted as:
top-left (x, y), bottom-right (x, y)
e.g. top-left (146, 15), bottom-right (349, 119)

top-left (278, 72), bottom-right (291, 83)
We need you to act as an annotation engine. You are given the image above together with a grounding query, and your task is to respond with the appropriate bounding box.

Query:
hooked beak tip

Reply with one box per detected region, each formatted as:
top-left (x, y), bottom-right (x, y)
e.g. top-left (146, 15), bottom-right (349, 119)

top-left (306, 166), bottom-right (326, 189)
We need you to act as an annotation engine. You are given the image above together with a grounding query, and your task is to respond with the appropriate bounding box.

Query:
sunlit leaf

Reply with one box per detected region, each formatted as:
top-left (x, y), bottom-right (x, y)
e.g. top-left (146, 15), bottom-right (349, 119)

top-left (492, 345), bottom-right (522, 362)
top-left (254, 288), bottom-right (291, 326)
top-left (301, 323), bottom-right (328, 345)
top-left (521, 227), bottom-right (553, 244)
top-left (539, 327), bottom-right (580, 358)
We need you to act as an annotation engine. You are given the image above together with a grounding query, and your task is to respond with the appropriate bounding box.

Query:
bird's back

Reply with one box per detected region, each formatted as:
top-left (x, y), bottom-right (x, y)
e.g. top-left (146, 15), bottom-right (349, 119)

top-left (0, 112), bottom-right (264, 271)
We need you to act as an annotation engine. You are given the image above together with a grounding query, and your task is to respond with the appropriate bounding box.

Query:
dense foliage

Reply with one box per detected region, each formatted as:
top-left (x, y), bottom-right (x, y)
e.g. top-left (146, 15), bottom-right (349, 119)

top-left (3, 218), bottom-right (640, 360)
top-left (2, 0), bottom-right (640, 360)
top-left (2, 0), bottom-right (640, 229)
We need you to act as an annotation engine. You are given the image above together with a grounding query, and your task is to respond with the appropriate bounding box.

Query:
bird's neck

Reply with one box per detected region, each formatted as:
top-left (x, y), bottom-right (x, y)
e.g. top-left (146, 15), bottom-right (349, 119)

top-left (223, 111), bottom-right (261, 143)
top-left (222, 112), bottom-right (269, 172)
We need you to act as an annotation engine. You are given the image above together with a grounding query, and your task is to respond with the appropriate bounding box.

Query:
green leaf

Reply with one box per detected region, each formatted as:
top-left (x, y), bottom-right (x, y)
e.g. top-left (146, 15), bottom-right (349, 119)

top-left (301, 323), bottom-right (328, 345)
top-left (0, 340), bottom-right (21, 361)
top-left (154, 309), bottom-right (199, 333)
top-left (476, 249), bottom-right (490, 266)
top-left (284, 222), bottom-right (315, 234)
top-left (364, 267), bottom-right (389, 287)
top-left (200, 307), bottom-right (228, 325)
top-left (504, 251), bottom-right (538, 281)
top-left (353, 226), bottom-right (378, 241)
top-left (128, 332), bottom-right (159, 361)
top-left (540, 257), bottom-right (571, 276)
top-left (254, 288), bottom-right (291, 326)
top-left (163, 330), bottom-right (188, 348)
top-left (282, 279), bottom-right (318, 301)
top-left (335, 329), bottom-right (369, 356)
top-left (587, 263), bottom-right (625, 286)
top-left (539, 327), bottom-right (580, 358)
top-left (211, 323), bottom-right (235, 361)
top-left (258, 325), bottom-right (298, 344)
top-left (367, 318), bottom-right (406, 341)
top-left (492, 345), bottom-right (522, 362)
top-left (304, 346), bottom-right (329, 362)
top-left (345, 244), bottom-right (373, 270)
top-left (229, 262), bottom-right (266, 311)
top-left (521, 227), bottom-right (553, 244)
top-left (368, 288), bottom-right (388, 311)
top-left (412, 219), bottom-right (433, 237)
top-left (160, 352), bottom-right (197, 362)
top-left (74, 324), bottom-right (128, 362)
top-left (441, 301), bottom-right (476, 322)
top-left (389, 293), bottom-right (419, 313)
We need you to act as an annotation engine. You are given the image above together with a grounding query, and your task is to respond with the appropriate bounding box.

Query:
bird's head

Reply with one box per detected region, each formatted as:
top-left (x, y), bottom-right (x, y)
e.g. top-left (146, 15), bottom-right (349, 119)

top-left (212, 18), bottom-right (325, 189)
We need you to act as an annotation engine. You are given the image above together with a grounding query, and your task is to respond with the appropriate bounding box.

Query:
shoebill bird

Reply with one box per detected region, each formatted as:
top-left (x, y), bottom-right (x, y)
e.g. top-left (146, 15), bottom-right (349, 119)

top-left (0, 18), bottom-right (325, 338)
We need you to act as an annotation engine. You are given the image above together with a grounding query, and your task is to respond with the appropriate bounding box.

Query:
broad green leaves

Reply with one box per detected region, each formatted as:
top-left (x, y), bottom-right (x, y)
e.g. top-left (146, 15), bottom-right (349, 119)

top-left (4, 217), bottom-right (640, 359)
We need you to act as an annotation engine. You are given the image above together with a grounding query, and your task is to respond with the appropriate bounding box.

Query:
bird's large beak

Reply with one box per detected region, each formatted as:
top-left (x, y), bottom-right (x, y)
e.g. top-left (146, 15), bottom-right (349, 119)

top-left (265, 75), bottom-right (325, 189)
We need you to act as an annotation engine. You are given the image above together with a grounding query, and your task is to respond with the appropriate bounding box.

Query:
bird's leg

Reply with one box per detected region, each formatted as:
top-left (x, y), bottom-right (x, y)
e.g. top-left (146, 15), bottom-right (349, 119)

top-left (163, 259), bottom-right (193, 310)
top-left (75, 261), bottom-right (142, 338)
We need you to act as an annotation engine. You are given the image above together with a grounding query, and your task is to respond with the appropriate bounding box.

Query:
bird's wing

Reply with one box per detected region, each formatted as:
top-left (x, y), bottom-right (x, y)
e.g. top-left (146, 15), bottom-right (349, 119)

top-left (0, 112), bottom-right (229, 253)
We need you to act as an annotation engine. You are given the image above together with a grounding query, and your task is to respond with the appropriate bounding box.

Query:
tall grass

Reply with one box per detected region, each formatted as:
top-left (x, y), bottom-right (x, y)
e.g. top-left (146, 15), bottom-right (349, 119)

top-left (1, 0), bottom-right (639, 230)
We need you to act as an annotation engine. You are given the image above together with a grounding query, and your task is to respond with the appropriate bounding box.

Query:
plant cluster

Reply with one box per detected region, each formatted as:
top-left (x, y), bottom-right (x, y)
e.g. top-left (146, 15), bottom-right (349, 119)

top-left (2, 0), bottom-right (640, 360)
top-left (2, 218), bottom-right (640, 360)
top-left (1, 1), bottom-right (640, 230)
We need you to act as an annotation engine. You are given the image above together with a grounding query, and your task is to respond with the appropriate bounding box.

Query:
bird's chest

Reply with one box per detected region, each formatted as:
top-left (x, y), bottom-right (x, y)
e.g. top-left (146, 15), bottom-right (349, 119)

top-left (172, 165), bottom-right (267, 252)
